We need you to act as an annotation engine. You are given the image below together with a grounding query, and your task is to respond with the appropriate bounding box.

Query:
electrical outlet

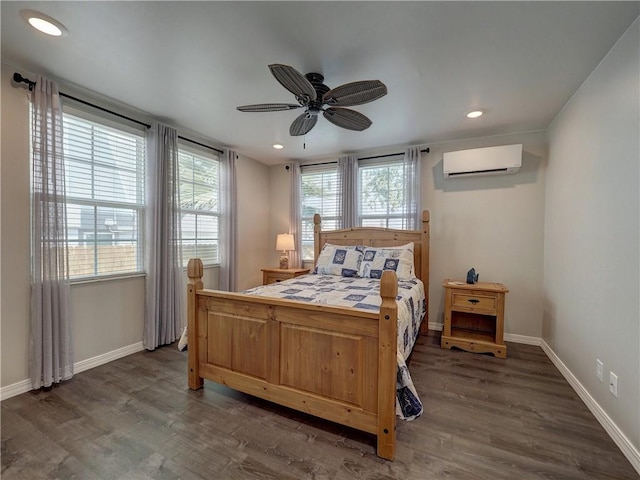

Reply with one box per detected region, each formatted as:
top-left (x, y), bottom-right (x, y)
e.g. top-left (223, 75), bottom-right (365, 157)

top-left (609, 372), bottom-right (618, 397)
top-left (596, 359), bottom-right (603, 382)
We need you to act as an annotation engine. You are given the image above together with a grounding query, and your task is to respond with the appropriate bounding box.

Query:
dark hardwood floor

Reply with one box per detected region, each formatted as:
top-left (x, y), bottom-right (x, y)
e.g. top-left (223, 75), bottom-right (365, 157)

top-left (2, 334), bottom-right (638, 479)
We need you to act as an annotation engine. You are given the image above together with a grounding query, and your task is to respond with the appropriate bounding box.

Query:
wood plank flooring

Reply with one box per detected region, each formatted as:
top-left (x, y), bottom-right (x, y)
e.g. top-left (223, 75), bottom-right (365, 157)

top-left (2, 334), bottom-right (638, 479)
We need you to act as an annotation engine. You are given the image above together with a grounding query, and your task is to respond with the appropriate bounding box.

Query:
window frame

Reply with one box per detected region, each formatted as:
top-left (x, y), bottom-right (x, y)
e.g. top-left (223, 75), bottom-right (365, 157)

top-left (357, 155), bottom-right (413, 229)
top-left (299, 163), bottom-right (342, 261)
top-left (299, 154), bottom-right (419, 257)
top-left (61, 105), bottom-right (147, 281)
top-left (177, 142), bottom-right (221, 267)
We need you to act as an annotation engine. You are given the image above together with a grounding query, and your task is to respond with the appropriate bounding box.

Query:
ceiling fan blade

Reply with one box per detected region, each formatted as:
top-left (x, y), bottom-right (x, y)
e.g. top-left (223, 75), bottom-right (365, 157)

top-left (323, 108), bottom-right (372, 131)
top-left (237, 103), bottom-right (302, 112)
top-left (323, 80), bottom-right (387, 107)
top-left (269, 64), bottom-right (317, 102)
top-left (290, 113), bottom-right (318, 136)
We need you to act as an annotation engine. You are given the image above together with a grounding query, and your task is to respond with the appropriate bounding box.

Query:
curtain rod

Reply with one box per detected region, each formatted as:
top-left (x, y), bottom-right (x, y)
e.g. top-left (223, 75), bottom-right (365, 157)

top-left (302, 148), bottom-right (430, 168)
top-left (178, 136), bottom-right (224, 155)
top-left (360, 148), bottom-right (429, 161)
top-left (12, 72), bottom-right (224, 155)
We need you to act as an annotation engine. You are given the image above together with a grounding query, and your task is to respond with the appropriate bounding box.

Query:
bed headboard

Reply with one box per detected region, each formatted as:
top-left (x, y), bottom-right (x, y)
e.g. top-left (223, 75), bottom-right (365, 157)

top-left (313, 210), bottom-right (430, 287)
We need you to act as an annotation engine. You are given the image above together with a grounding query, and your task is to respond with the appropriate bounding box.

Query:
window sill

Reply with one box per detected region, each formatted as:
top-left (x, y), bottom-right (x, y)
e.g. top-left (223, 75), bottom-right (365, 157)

top-left (181, 263), bottom-right (220, 270)
top-left (70, 264), bottom-right (220, 285)
top-left (70, 272), bottom-right (146, 285)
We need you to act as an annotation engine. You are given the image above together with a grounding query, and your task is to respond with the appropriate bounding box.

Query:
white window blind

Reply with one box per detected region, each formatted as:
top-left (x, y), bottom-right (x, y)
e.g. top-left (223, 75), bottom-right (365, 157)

top-left (63, 111), bottom-right (146, 279)
top-left (178, 145), bottom-right (220, 266)
top-left (358, 157), bottom-right (411, 228)
top-left (300, 164), bottom-right (341, 260)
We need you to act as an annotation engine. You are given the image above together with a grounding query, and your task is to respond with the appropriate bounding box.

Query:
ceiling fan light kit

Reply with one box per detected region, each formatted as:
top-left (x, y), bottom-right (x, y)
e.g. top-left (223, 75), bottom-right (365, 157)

top-left (237, 64), bottom-right (387, 136)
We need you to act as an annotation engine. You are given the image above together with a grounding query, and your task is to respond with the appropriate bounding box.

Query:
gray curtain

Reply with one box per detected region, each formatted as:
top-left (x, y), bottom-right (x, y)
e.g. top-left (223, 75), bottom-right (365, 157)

top-left (288, 162), bottom-right (302, 268)
top-left (219, 149), bottom-right (237, 291)
top-left (403, 147), bottom-right (422, 229)
top-left (144, 123), bottom-right (183, 350)
top-left (338, 155), bottom-right (358, 228)
top-left (29, 75), bottom-right (73, 389)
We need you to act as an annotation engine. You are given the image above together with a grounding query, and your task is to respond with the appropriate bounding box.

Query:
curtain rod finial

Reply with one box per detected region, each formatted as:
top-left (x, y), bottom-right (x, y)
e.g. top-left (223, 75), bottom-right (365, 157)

top-left (13, 72), bottom-right (35, 91)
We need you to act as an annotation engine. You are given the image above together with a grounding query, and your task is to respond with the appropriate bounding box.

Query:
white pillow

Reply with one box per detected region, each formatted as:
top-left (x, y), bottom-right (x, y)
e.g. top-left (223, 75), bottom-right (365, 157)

top-left (314, 244), bottom-right (364, 277)
top-left (358, 242), bottom-right (415, 280)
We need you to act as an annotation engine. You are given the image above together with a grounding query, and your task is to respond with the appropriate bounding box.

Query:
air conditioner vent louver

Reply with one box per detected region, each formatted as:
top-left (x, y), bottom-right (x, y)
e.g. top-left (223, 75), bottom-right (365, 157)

top-left (443, 144), bottom-right (522, 179)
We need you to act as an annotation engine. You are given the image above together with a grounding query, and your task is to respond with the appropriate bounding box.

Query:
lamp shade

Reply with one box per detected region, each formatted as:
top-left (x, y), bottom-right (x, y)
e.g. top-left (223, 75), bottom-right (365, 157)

top-left (275, 233), bottom-right (295, 251)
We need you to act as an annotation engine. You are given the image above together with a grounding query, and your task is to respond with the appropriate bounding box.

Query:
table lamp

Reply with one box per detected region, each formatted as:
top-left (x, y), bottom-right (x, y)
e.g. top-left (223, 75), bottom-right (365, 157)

top-left (276, 233), bottom-right (295, 269)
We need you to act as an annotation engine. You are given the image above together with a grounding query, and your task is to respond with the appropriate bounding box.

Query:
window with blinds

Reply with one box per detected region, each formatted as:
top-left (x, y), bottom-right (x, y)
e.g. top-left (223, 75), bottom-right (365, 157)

top-left (359, 157), bottom-right (411, 228)
top-left (178, 145), bottom-right (220, 266)
top-left (63, 111), bottom-right (146, 279)
top-left (300, 164), bottom-right (341, 260)
top-left (300, 157), bottom-right (417, 260)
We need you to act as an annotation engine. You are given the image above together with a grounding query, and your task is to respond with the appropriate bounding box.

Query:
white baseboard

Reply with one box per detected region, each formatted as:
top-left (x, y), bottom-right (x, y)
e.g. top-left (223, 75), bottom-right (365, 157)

top-left (0, 379), bottom-right (32, 401)
top-left (428, 321), bottom-right (443, 331)
top-left (73, 342), bottom-right (145, 374)
top-left (504, 332), bottom-right (541, 345)
top-left (0, 342), bottom-right (145, 401)
top-left (540, 339), bottom-right (640, 475)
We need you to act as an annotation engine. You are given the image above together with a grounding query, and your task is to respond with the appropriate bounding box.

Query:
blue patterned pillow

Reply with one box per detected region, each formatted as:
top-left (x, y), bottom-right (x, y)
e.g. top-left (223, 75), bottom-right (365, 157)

top-left (358, 243), bottom-right (415, 280)
top-left (314, 244), bottom-right (364, 277)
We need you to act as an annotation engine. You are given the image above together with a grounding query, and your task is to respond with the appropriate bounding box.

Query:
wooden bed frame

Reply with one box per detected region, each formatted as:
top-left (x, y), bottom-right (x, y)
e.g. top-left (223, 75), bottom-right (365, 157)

top-left (186, 210), bottom-right (430, 460)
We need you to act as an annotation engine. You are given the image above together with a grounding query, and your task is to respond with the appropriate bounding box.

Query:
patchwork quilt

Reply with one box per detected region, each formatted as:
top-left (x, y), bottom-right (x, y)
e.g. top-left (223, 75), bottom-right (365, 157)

top-left (244, 274), bottom-right (426, 420)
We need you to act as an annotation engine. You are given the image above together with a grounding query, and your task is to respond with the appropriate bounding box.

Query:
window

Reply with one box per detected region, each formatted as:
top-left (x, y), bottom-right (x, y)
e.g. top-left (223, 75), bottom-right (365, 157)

top-left (300, 153), bottom-right (419, 260)
top-left (178, 145), bottom-right (220, 266)
top-left (358, 157), bottom-right (412, 228)
top-left (300, 164), bottom-right (341, 260)
top-left (63, 109), bottom-right (146, 279)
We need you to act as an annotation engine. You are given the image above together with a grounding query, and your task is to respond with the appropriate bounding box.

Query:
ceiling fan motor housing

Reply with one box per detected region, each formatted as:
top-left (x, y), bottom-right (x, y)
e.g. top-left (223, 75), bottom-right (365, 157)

top-left (304, 72), bottom-right (329, 113)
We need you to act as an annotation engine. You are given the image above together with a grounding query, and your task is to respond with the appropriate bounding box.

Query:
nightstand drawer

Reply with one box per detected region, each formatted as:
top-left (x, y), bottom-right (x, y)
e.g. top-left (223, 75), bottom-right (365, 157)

top-left (262, 268), bottom-right (311, 285)
top-left (265, 272), bottom-right (291, 284)
top-left (451, 291), bottom-right (497, 313)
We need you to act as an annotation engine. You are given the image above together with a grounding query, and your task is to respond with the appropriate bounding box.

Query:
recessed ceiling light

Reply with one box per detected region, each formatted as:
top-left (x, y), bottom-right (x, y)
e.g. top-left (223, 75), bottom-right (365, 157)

top-left (273, 144), bottom-right (284, 149)
top-left (466, 109), bottom-right (485, 119)
top-left (20, 10), bottom-right (68, 37)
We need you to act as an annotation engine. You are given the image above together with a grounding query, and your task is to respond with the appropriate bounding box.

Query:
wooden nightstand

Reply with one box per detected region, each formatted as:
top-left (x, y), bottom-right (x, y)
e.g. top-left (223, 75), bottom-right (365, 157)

top-left (262, 267), bottom-right (311, 285)
top-left (441, 279), bottom-right (509, 358)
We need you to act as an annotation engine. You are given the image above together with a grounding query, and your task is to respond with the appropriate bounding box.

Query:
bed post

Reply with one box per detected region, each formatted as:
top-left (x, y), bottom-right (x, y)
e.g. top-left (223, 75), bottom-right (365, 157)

top-left (378, 269), bottom-right (398, 460)
top-left (187, 258), bottom-right (204, 390)
top-left (420, 210), bottom-right (430, 335)
top-left (313, 213), bottom-right (322, 263)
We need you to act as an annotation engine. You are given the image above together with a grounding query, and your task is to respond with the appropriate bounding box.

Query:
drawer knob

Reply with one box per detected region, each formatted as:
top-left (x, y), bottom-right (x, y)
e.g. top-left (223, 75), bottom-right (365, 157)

top-left (468, 298), bottom-right (480, 305)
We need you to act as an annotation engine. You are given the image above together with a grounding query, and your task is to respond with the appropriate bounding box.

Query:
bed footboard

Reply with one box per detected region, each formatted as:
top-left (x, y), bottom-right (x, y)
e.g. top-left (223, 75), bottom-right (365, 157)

top-left (186, 258), bottom-right (399, 460)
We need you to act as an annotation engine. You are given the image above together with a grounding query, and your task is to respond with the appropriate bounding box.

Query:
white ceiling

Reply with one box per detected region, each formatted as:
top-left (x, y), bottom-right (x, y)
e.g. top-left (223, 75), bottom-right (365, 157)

top-left (2, 2), bottom-right (638, 165)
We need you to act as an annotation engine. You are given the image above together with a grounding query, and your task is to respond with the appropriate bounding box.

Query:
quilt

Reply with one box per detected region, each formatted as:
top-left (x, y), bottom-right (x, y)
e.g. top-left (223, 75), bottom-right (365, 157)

top-left (244, 274), bottom-right (426, 420)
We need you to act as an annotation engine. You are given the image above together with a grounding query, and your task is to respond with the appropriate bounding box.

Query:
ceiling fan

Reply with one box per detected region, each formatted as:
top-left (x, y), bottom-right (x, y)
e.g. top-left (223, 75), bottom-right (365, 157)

top-left (237, 64), bottom-right (387, 136)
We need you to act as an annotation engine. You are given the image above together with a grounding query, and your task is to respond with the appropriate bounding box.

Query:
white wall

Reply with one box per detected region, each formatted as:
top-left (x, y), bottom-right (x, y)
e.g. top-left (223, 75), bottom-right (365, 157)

top-left (269, 164), bottom-right (293, 268)
top-left (0, 64), bottom-right (271, 391)
top-left (1, 64), bottom-right (32, 387)
top-left (236, 154), bottom-right (271, 290)
top-left (544, 18), bottom-right (639, 451)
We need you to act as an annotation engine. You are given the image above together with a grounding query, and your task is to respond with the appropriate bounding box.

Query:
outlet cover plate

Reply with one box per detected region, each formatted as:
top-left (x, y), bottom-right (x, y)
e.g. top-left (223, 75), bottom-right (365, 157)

top-left (609, 372), bottom-right (618, 397)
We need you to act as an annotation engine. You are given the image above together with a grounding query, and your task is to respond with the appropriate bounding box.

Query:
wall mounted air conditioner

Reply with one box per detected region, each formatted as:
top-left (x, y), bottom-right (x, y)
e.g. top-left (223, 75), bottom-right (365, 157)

top-left (443, 144), bottom-right (522, 179)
